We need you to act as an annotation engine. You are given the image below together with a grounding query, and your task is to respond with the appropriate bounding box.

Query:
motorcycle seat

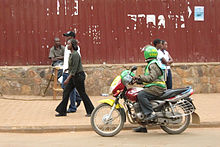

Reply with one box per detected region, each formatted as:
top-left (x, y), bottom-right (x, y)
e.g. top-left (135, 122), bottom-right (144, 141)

top-left (159, 87), bottom-right (190, 99)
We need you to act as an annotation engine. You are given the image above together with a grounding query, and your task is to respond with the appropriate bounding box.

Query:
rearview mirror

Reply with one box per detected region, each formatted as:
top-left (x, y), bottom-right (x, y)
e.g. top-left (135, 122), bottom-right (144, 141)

top-left (131, 66), bottom-right (137, 72)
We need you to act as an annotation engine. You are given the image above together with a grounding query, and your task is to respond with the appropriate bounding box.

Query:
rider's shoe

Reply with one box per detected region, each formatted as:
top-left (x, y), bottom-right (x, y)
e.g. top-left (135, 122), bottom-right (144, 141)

top-left (144, 113), bottom-right (157, 121)
top-left (133, 126), bottom-right (148, 133)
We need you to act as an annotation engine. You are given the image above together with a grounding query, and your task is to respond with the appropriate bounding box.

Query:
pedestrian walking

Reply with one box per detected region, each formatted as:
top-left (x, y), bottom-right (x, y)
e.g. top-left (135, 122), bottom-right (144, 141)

top-left (55, 39), bottom-right (94, 117)
top-left (61, 31), bottom-right (82, 113)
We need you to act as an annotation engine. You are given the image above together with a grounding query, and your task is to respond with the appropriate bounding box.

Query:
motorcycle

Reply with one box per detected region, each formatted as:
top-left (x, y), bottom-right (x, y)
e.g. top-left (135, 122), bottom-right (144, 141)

top-left (90, 66), bottom-right (199, 137)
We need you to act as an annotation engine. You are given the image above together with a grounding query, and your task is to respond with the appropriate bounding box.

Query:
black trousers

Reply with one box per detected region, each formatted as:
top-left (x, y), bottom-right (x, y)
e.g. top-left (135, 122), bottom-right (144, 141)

top-left (55, 72), bottom-right (94, 115)
top-left (166, 69), bottom-right (172, 89)
top-left (137, 90), bottom-right (157, 116)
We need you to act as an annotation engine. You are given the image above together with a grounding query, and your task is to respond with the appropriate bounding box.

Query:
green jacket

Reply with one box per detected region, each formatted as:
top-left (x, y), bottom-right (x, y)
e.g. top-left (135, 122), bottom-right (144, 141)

top-left (139, 59), bottom-right (167, 96)
top-left (68, 51), bottom-right (84, 76)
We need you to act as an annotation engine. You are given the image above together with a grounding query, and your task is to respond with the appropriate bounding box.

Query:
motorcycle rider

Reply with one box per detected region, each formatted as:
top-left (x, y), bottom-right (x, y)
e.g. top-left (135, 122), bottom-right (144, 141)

top-left (133, 45), bottom-right (167, 133)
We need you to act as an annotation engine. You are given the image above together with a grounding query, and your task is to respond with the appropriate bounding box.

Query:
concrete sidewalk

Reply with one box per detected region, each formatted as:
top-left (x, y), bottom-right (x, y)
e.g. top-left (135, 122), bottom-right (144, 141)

top-left (0, 93), bottom-right (219, 133)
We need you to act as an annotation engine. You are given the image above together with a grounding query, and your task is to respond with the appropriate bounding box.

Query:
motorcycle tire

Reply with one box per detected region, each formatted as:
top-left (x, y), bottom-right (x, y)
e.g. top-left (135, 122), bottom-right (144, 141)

top-left (90, 103), bottom-right (125, 137)
top-left (160, 105), bottom-right (191, 134)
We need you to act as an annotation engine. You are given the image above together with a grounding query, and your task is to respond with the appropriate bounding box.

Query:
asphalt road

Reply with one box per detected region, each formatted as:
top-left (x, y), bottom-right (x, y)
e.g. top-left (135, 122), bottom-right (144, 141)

top-left (1, 128), bottom-right (220, 147)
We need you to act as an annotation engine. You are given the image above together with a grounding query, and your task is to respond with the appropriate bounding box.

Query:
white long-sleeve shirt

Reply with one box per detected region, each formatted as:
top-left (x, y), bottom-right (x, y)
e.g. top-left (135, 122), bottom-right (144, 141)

top-left (157, 49), bottom-right (170, 70)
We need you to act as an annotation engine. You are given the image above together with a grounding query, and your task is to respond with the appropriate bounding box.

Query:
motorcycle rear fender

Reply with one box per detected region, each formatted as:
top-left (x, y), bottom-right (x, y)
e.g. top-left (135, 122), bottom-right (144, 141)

top-left (98, 99), bottom-right (123, 109)
top-left (192, 112), bottom-right (200, 124)
top-left (184, 97), bottom-right (196, 109)
top-left (183, 97), bottom-right (200, 124)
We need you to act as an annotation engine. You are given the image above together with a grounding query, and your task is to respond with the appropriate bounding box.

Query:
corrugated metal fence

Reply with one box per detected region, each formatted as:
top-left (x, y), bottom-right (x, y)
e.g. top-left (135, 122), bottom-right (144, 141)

top-left (0, 0), bottom-right (219, 66)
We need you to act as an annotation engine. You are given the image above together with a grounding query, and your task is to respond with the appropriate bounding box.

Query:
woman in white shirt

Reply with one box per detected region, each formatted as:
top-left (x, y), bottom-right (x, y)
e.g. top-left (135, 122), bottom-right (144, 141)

top-left (157, 40), bottom-right (173, 89)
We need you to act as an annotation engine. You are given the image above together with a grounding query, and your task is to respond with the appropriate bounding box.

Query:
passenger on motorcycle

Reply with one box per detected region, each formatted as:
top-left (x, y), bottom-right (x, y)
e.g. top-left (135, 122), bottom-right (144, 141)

top-left (133, 45), bottom-right (167, 133)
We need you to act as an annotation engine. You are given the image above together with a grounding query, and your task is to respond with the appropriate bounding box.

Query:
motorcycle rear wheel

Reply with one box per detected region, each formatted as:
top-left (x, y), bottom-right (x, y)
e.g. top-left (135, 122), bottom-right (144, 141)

top-left (90, 103), bottom-right (125, 137)
top-left (160, 105), bottom-right (191, 134)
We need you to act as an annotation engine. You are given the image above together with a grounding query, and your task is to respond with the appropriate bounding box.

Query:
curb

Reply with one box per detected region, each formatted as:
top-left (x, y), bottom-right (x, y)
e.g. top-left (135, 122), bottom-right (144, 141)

top-left (1, 122), bottom-right (220, 133)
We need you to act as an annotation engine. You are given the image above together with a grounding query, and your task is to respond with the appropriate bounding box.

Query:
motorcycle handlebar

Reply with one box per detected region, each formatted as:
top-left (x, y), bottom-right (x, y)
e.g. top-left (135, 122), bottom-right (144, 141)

top-left (130, 77), bottom-right (143, 85)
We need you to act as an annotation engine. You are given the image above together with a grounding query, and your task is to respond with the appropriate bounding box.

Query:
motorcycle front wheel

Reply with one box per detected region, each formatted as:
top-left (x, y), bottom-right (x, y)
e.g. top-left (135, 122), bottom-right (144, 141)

top-left (160, 104), bottom-right (191, 134)
top-left (90, 103), bottom-right (125, 137)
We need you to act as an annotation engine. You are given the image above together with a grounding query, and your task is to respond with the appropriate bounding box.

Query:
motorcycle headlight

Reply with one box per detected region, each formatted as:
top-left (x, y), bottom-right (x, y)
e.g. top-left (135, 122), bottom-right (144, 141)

top-left (109, 76), bottom-right (121, 94)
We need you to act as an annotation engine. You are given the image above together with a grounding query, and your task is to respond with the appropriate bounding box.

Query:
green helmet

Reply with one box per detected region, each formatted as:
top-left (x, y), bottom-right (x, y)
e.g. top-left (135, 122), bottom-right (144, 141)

top-left (144, 45), bottom-right (158, 60)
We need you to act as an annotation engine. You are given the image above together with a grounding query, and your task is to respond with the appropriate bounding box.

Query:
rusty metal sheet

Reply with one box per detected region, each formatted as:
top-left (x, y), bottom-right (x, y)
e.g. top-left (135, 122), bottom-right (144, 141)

top-left (0, 0), bottom-right (219, 66)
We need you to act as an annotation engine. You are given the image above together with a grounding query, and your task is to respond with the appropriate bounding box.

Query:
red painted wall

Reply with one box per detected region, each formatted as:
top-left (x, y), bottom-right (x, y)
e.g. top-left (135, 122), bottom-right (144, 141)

top-left (0, 0), bottom-right (219, 65)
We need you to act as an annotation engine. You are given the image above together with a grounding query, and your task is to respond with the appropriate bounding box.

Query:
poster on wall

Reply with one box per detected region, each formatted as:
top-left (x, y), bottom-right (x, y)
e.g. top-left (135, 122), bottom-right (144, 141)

top-left (194, 6), bottom-right (204, 21)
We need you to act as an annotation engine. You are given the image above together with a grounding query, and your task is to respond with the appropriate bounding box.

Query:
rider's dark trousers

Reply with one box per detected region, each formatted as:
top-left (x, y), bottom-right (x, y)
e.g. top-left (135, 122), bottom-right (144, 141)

top-left (137, 90), bottom-right (157, 116)
top-left (55, 72), bottom-right (94, 115)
